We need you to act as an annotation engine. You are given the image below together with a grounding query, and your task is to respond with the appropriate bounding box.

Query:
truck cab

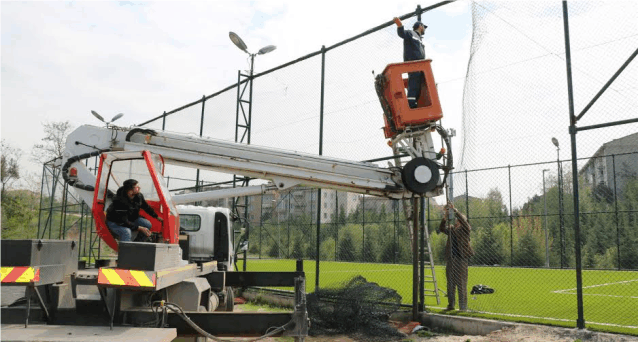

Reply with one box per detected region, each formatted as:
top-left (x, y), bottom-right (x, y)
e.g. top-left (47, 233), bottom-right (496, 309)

top-left (177, 205), bottom-right (235, 271)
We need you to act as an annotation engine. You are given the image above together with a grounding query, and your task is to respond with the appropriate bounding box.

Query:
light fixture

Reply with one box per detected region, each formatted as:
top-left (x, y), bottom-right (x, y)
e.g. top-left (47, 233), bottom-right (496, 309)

top-left (229, 32), bottom-right (248, 53)
top-left (551, 137), bottom-right (559, 148)
top-left (91, 110), bottom-right (125, 126)
top-left (258, 45), bottom-right (277, 55)
top-left (229, 32), bottom-right (276, 56)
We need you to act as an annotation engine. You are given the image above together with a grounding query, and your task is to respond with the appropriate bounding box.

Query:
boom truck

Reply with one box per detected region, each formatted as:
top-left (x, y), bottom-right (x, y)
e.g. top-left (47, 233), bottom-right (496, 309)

top-left (1, 59), bottom-right (451, 341)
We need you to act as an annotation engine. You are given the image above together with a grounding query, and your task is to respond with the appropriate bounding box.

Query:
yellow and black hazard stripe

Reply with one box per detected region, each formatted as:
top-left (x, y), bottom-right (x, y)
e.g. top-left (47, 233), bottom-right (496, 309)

top-left (1, 266), bottom-right (40, 283)
top-left (97, 268), bottom-right (156, 288)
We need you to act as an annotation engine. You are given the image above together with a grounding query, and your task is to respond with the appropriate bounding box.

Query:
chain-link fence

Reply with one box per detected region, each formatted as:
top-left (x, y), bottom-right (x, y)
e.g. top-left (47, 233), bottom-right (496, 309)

top-left (37, 0), bottom-right (638, 335)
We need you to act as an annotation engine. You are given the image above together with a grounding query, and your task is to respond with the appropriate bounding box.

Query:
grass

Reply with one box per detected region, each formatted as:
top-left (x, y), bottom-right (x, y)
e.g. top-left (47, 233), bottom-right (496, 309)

top-left (237, 259), bottom-right (638, 336)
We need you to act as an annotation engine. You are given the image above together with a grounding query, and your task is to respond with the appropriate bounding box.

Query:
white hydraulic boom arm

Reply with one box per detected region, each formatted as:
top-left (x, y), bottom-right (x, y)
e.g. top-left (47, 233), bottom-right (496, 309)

top-left (62, 124), bottom-right (449, 208)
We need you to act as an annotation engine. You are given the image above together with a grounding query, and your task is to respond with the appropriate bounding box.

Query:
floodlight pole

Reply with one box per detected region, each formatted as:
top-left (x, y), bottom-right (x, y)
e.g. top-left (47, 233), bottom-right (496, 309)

top-left (562, 0), bottom-right (585, 329)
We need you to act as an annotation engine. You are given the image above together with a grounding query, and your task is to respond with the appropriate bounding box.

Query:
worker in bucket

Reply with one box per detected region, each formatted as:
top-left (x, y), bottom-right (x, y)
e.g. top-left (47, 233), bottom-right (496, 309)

top-left (106, 179), bottom-right (163, 242)
top-left (393, 17), bottom-right (427, 109)
top-left (438, 203), bottom-right (474, 311)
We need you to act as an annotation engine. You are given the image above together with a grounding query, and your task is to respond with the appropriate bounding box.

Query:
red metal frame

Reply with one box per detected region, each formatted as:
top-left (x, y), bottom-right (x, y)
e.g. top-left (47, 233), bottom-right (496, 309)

top-left (380, 59), bottom-right (443, 139)
top-left (92, 151), bottom-right (178, 252)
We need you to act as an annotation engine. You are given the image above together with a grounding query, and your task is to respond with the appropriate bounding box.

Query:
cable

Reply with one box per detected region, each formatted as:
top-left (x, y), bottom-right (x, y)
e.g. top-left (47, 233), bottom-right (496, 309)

top-left (151, 301), bottom-right (297, 342)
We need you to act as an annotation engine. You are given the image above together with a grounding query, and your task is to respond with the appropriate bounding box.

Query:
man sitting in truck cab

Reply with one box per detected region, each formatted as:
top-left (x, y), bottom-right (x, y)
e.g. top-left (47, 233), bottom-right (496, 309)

top-left (106, 179), bottom-right (163, 242)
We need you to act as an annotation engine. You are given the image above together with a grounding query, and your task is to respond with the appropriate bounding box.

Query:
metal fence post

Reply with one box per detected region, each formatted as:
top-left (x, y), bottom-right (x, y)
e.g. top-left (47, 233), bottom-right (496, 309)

top-left (161, 111), bottom-right (166, 130)
top-left (508, 165), bottom-right (513, 266)
top-left (612, 155), bottom-right (620, 270)
top-left (562, 0), bottom-right (585, 329)
top-left (465, 170), bottom-right (470, 222)
top-left (316, 45), bottom-right (327, 292)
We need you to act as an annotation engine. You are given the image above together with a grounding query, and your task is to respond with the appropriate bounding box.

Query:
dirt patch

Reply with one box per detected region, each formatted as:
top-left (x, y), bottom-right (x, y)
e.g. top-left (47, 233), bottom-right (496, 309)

top-left (411, 324), bottom-right (638, 342)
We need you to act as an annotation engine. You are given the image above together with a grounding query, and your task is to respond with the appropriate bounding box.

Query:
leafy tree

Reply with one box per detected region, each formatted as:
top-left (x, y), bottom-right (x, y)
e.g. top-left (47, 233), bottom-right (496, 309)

top-left (472, 223), bottom-right (507, 266)
top-left (1, 190), bottom-right (39, 239)
top-left (320, 238), bottom-right (336, 261)
top-left (513, 231), bottom-right (544, 267)
top-left (338, 231), bottom-right (356, 261)
top-left (291, 238), bottom-right (305, 259)
top-left (380, 240), bottom-right (400, 263)
top-left (32, 120), bottom-right (73, 163)
top-left (361, 236), bottom-right (377, 262)
top-left (1, 140), bottom-right (21, 198)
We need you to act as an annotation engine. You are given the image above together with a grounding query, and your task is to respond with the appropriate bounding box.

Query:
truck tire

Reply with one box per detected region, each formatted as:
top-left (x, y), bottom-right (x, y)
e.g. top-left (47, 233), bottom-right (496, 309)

top-left (224, 287), bottom-right (234, 312)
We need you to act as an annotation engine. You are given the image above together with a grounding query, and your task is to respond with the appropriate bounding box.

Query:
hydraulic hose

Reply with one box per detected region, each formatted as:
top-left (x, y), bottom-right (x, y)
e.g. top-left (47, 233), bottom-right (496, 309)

top-left (153, 301), bottom-right (295, 342)
top-left (61, 148), bottom-right (111, 193)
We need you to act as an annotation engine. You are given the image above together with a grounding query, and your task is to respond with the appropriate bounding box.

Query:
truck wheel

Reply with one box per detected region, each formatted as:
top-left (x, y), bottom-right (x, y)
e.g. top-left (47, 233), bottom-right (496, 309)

top-left (224, 287), bottom-right (234, 312)
top-left (208, 292), bottom-right (219, 312)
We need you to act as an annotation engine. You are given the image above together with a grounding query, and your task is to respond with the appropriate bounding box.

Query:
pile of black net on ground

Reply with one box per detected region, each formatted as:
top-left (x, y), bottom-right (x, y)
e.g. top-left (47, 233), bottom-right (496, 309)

top-left (306, 275), bottom-right (404, 339)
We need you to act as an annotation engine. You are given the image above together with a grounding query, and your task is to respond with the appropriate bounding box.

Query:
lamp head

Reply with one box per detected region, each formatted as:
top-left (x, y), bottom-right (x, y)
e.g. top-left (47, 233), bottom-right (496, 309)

top-left (110, 113), bottom-right (124, 123)
top-left (258, 45), bottom-right (276, 55)
top-left (91, 110), bottom-right (105, 123)
top-left (229, 32), bottom-right (248, 53)
top-left (551, 137), bottom-right (559, 148)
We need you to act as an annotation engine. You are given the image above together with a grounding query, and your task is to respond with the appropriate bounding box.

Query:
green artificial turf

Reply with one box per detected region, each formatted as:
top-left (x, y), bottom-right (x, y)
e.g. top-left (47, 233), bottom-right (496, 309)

top-left (237, 259), bottom-right (638, 336)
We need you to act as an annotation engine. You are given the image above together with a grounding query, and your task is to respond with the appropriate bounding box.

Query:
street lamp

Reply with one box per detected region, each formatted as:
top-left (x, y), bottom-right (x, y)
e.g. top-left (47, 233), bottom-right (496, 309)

top-left (552, 137), bottom-right (565, 268)
top-left (542, 168), bottom-right (550, 267)
top-left (91, 110), bottom-right (124, 127)
top-left (229, 31), bottom-right (276, 77)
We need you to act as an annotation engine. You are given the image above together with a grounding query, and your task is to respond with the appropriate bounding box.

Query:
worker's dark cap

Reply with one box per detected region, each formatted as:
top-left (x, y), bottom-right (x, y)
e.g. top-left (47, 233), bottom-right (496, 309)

top-left (122, 179), bottom-right (138, 191)
top-left (413, 21), bottom-right (427, 30)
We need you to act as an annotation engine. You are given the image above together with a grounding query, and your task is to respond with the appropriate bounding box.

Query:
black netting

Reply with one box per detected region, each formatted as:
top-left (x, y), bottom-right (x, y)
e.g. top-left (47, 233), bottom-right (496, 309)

top-left (306, 275), bottom-right (403, 340)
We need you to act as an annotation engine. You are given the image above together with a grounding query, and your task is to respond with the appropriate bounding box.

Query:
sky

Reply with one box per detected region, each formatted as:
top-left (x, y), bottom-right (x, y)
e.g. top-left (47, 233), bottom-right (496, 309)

top-left (2, 0), bottom-right (635, 211)
top-left (1, 0), bottom-right (472, 190)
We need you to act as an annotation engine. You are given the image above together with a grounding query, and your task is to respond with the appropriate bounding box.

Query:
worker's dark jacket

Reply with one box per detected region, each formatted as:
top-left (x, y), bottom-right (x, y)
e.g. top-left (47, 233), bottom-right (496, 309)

top-left (439, 209), bottom-right (474, 260)
top-left (106, 188), bottom-right (158, 230)
top-left (397, 26), bottom-right (425, 61)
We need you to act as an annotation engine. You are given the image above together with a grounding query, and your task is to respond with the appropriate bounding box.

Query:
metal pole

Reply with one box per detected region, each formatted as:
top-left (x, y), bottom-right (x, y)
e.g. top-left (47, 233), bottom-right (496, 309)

top-left (557, 148), bottom-right (565, 268)
top-left (612, 155), bottom-right (620, 270)
top-left (335, 191), bottom-right (339, 260)
top-left (195, 96), bottom-right (206, 197)
top-left (248, 54), bottom-right (254, 144)
top-left (234, 70), bottom-right (241, 142)
top-left (508, 165), bottom-right (513, 266)
top-left (465, 171), bottom-right (469, 221)
top-left (315, 45), bottom-right (326, 292)
top-left (562, 0), bottom-right (585, 329)
top-left (419, 197), bottom-right (425, 312)
top-left (412, 197), bottom-right (419, 321)
top-left (543, 169), bottom-right (550, 267)
top-left (36, 164), bottom-right (46, 239)
top-left (78, 200), bottom-right (84, 261)
top-left (161, 111), bottom-right (166, 130)
top-left (259, 192), bottom-right (263, 259)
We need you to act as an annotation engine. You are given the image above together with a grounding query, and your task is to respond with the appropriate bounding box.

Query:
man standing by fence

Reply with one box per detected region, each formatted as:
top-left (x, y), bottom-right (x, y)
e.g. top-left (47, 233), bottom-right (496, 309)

top-left (439, 203), bottom-right (474, 311)
top-left (393, 17), bottom-right (427, 108)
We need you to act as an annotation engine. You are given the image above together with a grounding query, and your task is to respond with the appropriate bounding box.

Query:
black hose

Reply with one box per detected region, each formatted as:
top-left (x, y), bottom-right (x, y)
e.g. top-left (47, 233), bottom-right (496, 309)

top-left (125, 128), bottom-right (157, 142)
top-left (434, 125), bottom-right (453, 187)
top-left (61, 149), bottom-right (111, 194)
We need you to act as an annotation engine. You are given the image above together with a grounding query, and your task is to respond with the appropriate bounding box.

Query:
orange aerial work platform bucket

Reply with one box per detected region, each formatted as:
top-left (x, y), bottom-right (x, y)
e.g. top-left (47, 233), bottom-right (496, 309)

top-left (375, 59), bottom-right (443, 139)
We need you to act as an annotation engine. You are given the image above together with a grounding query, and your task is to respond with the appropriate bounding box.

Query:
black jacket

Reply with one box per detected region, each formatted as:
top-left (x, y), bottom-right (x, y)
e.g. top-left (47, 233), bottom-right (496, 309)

top-left (106, 188), bottom-right (158, 230)
top-left (397, 26), bottom-right (425, 61)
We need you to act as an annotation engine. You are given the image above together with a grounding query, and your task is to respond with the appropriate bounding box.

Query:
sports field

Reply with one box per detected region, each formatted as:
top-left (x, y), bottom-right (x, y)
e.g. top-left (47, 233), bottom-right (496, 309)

top-left (238, 259), bottom-right (638, 336)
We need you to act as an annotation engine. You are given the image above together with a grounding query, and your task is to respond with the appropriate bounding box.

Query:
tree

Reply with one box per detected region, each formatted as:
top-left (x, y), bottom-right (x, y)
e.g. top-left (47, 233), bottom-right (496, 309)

top-left (1, 140), bottom-right (21, 198)
top-left (32, 121), bottom-right (73, 163)
top-left (361, 236), bottom-right (377, 262)
top-left (472, 223), bottom-right (506, 266)
top-left (338, 231), bottom-right (356, 261)
top-left (513, 231), bottom-right (544, 267)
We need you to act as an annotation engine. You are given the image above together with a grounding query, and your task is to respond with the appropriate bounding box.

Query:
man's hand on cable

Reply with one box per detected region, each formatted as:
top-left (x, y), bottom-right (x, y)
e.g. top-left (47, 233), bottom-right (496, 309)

top-left (139, 227), bottom-right (151, 236)
top-left (156, 217), bottom-right (164, 222)
top-left (393, 17), bottom-right (402, 27)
